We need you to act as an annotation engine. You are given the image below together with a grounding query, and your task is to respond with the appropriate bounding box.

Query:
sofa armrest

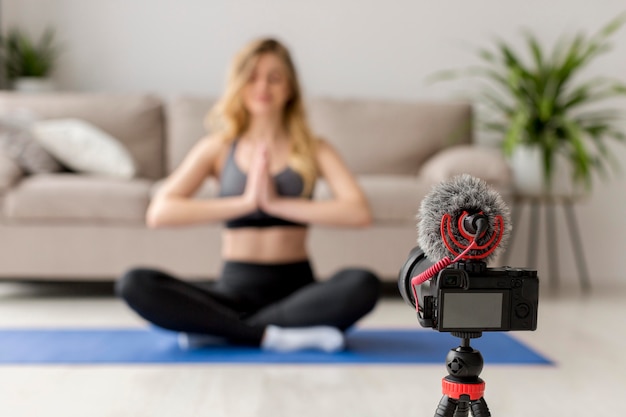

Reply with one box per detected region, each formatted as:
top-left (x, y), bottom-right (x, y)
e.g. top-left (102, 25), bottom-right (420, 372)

top-left (315, 175), bottom-right (435, 224)
top-left (0, 153), bottom-right (24, 194)
top-left (419, 144), bottom-right (512, 189)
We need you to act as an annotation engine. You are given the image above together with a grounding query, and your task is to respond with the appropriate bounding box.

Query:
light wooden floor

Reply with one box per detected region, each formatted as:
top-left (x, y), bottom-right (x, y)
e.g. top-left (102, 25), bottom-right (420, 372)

top-left (0, 281), bottom-right (623, 417)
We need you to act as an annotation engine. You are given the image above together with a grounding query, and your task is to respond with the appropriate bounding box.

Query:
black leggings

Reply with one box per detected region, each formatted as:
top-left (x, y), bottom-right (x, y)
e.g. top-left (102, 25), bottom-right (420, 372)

top-left (115, 260), bottom-right (380, 346)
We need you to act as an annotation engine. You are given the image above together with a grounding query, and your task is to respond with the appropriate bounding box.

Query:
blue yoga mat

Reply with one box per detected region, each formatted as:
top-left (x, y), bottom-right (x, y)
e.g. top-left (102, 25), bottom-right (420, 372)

top-left (0, 328), bottom-right (552, 365)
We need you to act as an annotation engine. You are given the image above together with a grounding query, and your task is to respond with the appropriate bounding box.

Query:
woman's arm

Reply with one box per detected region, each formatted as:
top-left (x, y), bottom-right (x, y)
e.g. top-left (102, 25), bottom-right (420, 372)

top-left (146, 136), bottom-right (256, 228)
top-left (260, 139), bottom-right (373, 227)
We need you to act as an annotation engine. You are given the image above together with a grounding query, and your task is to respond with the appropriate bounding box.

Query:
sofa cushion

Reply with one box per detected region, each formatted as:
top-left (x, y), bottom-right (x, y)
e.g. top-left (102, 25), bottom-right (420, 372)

top-left (0, 93), bottom-right (164, 179)
top-left (166, 96), bottom-right (217, 174)
top-left (315, 175), bottom-right (433, 224)
top-left (150, 177), bottom-right (219, 199)
top-left (307, 98), bottom-right (472, 175)
top-left (165, 96), bottom-right (473, 177)
top-left (3, 174), bottom-right (152, 224)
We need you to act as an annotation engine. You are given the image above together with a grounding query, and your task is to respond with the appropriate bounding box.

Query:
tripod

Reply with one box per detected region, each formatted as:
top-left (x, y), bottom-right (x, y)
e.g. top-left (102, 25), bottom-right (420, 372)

top-left (434, 332), bottom-right (491, 417)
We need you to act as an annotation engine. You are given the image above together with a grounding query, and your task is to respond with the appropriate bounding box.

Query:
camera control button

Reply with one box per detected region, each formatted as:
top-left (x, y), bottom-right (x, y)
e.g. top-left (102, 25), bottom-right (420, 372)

top-left (513, 279), bottom-right (523, 288)
top-left (515, 303), bottom-right (530, 319)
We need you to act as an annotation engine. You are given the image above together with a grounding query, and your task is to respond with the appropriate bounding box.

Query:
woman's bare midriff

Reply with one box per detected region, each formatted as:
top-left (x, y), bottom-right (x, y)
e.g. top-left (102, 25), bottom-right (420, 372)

top-left (221, 227), bottom-right (309, 264)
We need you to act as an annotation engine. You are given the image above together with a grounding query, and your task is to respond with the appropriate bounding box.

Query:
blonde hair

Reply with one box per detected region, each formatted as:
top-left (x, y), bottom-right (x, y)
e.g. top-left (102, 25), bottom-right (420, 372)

top-left (207, 38), bottom-right (318, 196)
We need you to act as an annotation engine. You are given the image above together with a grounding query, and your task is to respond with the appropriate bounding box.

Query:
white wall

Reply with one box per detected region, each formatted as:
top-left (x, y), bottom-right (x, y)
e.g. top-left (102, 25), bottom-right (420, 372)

top-left (4, 0), bottom-right (626, 289)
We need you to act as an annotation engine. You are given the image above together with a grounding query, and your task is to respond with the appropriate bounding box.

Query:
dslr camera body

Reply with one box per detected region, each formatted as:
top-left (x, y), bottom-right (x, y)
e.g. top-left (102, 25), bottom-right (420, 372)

top-left (399, 247), bottom-right (538, 333)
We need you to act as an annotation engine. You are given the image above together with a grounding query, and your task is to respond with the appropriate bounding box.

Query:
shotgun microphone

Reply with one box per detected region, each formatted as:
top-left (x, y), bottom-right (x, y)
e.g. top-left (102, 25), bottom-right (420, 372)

top-left (417, 174), bottom-right (512, 264)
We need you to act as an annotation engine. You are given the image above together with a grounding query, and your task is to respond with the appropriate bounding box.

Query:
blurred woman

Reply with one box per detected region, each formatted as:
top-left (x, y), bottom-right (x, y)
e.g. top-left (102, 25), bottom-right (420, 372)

top-left (116, 38), bottom-right (380, 352)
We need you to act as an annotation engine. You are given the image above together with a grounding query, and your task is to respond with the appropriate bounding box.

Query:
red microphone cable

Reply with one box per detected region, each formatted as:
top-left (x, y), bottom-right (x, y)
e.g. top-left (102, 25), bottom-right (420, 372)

top-left (442, 212), bottom-right (504, 260)
top-left (409, 212), bottom-right (503, 314)
top-left (410, 244), bottom-right (476, 314)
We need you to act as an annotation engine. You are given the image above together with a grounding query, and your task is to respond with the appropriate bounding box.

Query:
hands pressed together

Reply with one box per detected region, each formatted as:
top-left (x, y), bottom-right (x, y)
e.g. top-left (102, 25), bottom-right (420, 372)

top-left (243, 143), bottom-right (279, 213)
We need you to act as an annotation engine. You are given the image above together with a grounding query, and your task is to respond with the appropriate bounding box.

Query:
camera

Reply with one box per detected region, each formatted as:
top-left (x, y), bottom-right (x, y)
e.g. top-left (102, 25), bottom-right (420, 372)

top-left (398, 246), bottom-right (538, 333)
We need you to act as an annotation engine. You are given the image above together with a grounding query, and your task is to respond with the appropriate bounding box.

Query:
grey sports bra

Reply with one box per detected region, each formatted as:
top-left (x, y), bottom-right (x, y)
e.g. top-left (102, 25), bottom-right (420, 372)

top-left (218, 140), bottom-right (314, 228)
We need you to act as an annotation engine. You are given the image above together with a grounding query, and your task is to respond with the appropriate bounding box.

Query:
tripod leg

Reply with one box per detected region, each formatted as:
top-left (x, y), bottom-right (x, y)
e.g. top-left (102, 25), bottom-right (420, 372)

top-left (434, 395), bottom-right (457, 417)
top-left (469, 397), bottom-right (491, 417)
top-left (453, 400), bottom-right (469, 417)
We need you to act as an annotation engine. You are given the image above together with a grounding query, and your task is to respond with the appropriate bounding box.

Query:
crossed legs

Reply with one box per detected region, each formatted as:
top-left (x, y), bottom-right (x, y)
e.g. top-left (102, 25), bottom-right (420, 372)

top-left (115, 262), bottom-right (380, 349)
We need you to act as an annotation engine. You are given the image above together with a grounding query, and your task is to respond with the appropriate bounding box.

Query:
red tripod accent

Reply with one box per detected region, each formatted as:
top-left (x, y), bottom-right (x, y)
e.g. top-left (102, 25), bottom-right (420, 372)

top-left (441, 378), bottom-right (485, 401)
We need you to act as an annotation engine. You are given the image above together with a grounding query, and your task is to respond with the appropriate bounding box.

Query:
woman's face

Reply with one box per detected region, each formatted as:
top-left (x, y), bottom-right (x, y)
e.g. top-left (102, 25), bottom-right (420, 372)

top-left (242, 53), bottom-right (292, 118)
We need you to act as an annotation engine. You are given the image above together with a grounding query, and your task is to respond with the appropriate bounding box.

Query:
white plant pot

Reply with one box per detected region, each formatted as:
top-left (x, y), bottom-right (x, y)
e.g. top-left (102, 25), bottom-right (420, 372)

top-left (508, 145), bottom-right (588, 200)
top-left (13, 77), bottom-right (56, 93)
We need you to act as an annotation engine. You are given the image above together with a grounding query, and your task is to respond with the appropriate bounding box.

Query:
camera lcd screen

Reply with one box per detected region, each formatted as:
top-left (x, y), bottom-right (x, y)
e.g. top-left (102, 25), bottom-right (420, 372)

top-left (441, 292), bottom-right (503, 330)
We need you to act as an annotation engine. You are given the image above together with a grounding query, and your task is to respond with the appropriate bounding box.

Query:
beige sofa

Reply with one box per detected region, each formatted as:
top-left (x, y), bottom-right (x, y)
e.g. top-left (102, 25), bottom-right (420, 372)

top-left (0, 92), bottom-right (512, 282)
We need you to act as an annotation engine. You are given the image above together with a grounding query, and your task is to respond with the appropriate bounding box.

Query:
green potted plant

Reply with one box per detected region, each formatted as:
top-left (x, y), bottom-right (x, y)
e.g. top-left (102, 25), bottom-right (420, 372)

top-left (433, 14), bottom-right (626, 198)
top-left (1, 27), bottom-right (60, 92)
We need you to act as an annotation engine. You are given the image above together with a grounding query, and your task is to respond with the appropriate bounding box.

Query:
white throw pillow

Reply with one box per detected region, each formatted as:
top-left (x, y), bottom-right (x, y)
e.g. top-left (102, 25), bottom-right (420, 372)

top-left (31, 118), bottom-right (137, 179)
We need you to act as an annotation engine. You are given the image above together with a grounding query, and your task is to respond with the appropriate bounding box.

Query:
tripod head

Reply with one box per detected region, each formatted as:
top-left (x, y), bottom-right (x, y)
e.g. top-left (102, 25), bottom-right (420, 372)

top-left (445, 333), bottom-right (484, 383)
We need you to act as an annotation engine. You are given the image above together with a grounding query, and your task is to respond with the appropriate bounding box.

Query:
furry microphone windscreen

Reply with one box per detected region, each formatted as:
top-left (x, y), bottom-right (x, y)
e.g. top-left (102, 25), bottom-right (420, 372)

top-left (417, 174), bottom-right (512, 264)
